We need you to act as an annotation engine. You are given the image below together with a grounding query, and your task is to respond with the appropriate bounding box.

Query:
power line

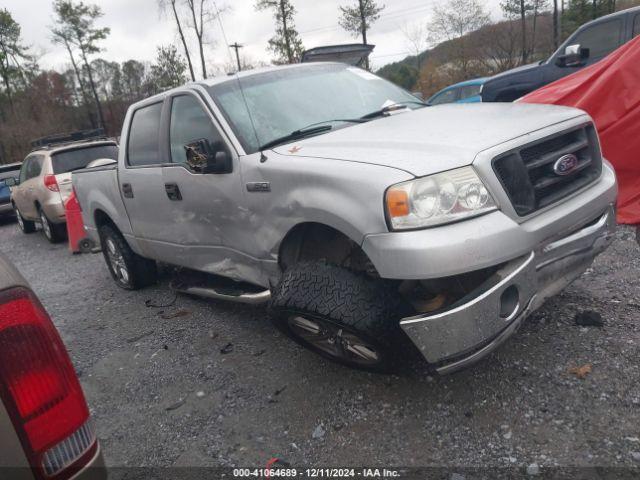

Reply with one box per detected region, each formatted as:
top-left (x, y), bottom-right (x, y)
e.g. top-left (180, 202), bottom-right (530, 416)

top-left (212, 1), bottom-right (235, 67)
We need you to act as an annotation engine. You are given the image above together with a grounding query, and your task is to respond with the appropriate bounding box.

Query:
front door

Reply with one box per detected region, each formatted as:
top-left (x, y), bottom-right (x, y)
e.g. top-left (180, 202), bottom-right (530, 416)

top-left (159, 92), bottom-right (259, 282)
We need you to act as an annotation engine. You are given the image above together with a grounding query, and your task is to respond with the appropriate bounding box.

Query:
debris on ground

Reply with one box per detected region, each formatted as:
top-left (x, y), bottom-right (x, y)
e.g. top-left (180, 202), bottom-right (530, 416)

top-left (165, 398), bottom-right (186, 411)
top-left (568, 363), bottom-right (592, 379)
top-left (126, 330), bottom-right (154, 343)
top-left (160, 309), bottom-right (191, 319)
top-left (312, 424), bottom-right (325, 440)
top-left (274, 386), bottom-right (287, 396)
top-left (253, 349), bottom-right (266, 356)
top-left (145, 294), bottom-right (177, 308)
top-left (631, 452), bottom-right (640, 462)
top-left (526, 463), bottom-right (540, 476)
top-left (196, 391), bottom-right (205, 398)
top-left (208, 329), bottom-right (218, 339)
top-left (220, 343), bottom-right (234, 354)
top-left (574, 310), bottom-right (604, 327)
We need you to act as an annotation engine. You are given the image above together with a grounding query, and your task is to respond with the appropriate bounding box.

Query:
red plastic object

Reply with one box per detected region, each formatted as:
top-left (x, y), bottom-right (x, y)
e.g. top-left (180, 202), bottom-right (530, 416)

top-left (65, 190), bottom-right (90, 253)
top-left (520, 36), bottom-right (640, 224)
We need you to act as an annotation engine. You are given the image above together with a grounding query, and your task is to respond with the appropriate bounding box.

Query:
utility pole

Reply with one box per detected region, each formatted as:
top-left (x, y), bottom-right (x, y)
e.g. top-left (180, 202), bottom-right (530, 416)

top-left (229, 42), bottom-right (243, 72)
top-left (553, 0), bottom-right (559, 50)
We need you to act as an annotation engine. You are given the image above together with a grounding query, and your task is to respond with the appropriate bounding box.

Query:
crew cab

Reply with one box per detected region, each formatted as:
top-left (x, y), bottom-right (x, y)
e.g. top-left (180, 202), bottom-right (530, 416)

top-left (73, 62), bottom-right (617, 374)
top-left (482, 6), bottom-right (640, 102)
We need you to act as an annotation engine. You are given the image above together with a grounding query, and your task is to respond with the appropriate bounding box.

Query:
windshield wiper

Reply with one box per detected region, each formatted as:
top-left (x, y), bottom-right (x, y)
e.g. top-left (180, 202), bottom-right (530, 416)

top-left (259, 119), bottom-right (364, 151)
top-left (360, 101), bottom-right (427, 120)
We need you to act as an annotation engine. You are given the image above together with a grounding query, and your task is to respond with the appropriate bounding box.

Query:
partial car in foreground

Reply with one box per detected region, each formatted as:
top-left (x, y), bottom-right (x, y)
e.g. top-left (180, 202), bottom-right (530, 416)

top-left (482, 6), bottom-right (640, 102)
top-left (427, 77), bottom-right (487, 105)
top-left (0, 253), bottom-right (105, 479)
top-left (74, 62), bottom-right (616, 374)
top-left (9, 131), bottom-right (118, 243)
top-left (0, 163), bottom-right (21, 219)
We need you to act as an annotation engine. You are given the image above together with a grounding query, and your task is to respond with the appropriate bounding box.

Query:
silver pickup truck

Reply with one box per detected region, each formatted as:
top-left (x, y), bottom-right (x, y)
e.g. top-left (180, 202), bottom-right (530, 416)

top-left (73, 62), bottom-right (617, 374)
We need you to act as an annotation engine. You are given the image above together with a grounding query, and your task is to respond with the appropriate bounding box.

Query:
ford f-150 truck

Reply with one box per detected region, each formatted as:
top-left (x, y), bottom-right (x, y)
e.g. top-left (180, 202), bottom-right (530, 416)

top-left (73, 62), bottom-right (617, 374)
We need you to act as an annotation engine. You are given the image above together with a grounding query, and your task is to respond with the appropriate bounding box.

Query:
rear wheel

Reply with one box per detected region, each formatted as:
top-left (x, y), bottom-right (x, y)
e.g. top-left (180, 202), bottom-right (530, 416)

top-left (39, 208), bottom-right (66, 243)
top-left (99, 224), bottom-right (157, 290)
top-left (269, 261), bottom-right (405, 372)
top-left (14, 205), bottom-right (36, 234)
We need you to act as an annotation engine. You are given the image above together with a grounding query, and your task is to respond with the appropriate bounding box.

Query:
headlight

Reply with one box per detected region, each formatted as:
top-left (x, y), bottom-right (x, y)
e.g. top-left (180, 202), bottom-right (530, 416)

top-left (385, 166), bottom-right (497, 230)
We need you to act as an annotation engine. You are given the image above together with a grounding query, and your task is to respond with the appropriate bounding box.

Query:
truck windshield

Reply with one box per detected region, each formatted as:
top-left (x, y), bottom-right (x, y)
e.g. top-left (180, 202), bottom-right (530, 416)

top-left (52, 144), bottom-right (118, 174)
top-left (208, 63), bottom-right (421, 154)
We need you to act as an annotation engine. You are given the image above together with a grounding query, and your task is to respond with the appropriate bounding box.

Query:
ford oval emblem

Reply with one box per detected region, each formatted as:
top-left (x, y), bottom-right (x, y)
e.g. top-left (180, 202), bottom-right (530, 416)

top-left (553, 154), bottom-right (579, 176)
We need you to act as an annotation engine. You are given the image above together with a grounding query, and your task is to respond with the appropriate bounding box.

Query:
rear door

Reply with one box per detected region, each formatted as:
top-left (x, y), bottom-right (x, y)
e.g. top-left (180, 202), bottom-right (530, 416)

top-left (117, 100), bottom-right (170, 258)
top-left (51, 143), bottom-right (118, 203)
top-left (15, 155), bottom-right (44, 219)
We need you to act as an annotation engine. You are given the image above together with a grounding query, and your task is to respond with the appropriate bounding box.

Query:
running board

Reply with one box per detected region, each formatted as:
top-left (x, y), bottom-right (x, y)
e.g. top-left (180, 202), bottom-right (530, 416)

top-left (172, 283), bottom-right (271, 305)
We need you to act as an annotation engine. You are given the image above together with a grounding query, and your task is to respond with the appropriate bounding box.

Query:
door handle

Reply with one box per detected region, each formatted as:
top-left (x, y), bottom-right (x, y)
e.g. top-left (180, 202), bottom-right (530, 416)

top-left (164, 183), bottom-right (182, 201)
top-left (122, 183), bottom-right (134, 198)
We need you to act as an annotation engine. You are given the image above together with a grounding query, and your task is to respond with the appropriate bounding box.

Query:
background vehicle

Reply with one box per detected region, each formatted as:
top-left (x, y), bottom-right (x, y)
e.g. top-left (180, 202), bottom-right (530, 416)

top-left (0, 163), bottom-right (21, 219)
top-left (482, 6), bottom-right (640, 102)
top-left (427, 78), bottom-right (487, 105)
top-left (9, 130), bottom-right (118, 243)
top-left (74, 63), bottom-right (616, 374)
top-left (0, 253), bottom-right (105, 479)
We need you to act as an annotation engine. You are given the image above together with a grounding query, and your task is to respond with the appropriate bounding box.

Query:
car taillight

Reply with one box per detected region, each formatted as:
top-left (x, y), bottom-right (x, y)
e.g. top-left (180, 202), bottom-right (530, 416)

top-left (44, 175), bottom-right (59, 192)
top-left (0, 287), bottom-right (96, 479)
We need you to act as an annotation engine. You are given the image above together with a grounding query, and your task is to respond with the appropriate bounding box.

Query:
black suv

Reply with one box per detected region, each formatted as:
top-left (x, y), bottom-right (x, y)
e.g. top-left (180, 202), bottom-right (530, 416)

top-left (482, 6), bottom-right (640, 102)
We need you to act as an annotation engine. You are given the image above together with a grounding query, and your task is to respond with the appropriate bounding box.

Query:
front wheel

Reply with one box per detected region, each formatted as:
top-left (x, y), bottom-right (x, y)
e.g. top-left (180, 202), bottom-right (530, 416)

top-left (14, 205), bottom-right (36, 234)
top-left (99, 224), bottom-right (157, 290)
top-left (269, 261), bottom-right (405, 372)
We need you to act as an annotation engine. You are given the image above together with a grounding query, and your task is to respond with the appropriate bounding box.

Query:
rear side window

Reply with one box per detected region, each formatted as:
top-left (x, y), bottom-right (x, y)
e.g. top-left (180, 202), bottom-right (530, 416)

top-left (127, 102), bottom-right (163, 166)
top-left (634, 14), bottom-right (640, 37)
top-left (458, 85), bottom-right (481, 101)
top-left (571, 19), bottom-right (623, 59)
top-left (51, 145), bottom-right (118, 174)
top-left (23, 155), bottom-right (43, 180)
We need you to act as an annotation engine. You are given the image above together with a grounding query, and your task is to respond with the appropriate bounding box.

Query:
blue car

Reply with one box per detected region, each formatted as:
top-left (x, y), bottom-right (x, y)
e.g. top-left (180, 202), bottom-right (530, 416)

top-left (427, 77), bottom-right (488, 106)
top-left (0, 163), bottom-right (21, 218)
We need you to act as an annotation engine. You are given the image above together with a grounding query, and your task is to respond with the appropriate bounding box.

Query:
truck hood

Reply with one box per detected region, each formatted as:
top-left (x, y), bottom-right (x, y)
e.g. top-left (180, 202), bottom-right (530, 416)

top-left (273, 103), bottom-right (585, 177)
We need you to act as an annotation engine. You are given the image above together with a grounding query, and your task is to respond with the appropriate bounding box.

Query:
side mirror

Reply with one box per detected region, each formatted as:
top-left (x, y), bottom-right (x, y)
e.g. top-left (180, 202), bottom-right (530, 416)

top-left (185, 139), bottom-right (232, 174)
top-left (4, 177), bottom-right (18, 187)
top-left (557, 44), bottom-right (589, 67)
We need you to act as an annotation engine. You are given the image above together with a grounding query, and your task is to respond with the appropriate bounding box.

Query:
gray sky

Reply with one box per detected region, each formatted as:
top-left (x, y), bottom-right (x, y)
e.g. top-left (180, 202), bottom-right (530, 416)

top-left (3, 0), bottom-right (504, 75)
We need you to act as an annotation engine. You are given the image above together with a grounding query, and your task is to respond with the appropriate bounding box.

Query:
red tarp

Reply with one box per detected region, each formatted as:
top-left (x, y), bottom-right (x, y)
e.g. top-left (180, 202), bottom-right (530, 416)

top-left (520, 36), bottom-right (640, 224)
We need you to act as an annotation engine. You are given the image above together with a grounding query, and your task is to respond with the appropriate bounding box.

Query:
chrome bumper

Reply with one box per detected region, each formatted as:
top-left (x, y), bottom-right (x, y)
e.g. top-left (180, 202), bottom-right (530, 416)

top-left (400, 205), bottom-right (616, 374)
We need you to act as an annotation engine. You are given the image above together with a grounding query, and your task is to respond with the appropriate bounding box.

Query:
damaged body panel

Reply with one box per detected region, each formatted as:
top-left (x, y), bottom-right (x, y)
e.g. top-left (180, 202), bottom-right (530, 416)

top-left (73, 62), bottom-right (618, 373)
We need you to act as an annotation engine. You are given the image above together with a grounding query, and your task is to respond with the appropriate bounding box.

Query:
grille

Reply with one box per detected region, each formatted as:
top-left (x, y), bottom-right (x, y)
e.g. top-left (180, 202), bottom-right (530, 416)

top-left (492, 125), bottom-right (602, 216)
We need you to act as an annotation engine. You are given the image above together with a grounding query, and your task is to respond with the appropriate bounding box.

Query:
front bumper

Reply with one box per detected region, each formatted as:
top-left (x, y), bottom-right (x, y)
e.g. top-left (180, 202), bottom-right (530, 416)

top-left (400, 204), bottom-right (616, 374)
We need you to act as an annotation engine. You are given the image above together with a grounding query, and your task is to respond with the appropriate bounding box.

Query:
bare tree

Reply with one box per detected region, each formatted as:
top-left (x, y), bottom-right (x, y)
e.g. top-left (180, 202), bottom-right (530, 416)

top-left (429, 0), bottom-right (491, 78)
top-left (339, 0), bottom-right (384, 70)
top-left (401, 22), bottom-right (428, 72)
top-left (51, 0), bottom-right (110, 130)
top-left (184, 0), bottom-right (226, 79)
top-left (158, 0), bottom-right (195, 82)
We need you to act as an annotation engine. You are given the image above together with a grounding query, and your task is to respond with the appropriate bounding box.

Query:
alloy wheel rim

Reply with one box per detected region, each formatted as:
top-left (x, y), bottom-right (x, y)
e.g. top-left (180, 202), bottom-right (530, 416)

top-left (15, 209), bottom-right (24, 231)
top-left (287, 315), bottom-right (380, 366)
top-left (105, 238), bottom-right (130, 285)
top-left (40, 211), bottom-right (52, 239)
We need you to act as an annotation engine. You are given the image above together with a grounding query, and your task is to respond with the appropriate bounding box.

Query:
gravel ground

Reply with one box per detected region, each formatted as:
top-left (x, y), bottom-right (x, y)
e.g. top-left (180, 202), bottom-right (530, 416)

top-left (1, 218), bottom-right (639, 473)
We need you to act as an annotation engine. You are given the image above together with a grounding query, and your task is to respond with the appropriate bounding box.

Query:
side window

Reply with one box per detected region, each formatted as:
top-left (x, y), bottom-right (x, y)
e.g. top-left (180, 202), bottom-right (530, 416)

top-left (429, 88), bottom-right (457, 105)
top-left (23, 155), bottom-right (43, 180)
top-left (571, 19), bottom-right (623, 59)
top-left (19, 158), bottom-right (31, 183)
top-left (127, 102), bottom-right (163, 167)
top-left (634, 14), bottom-right (640, 37)
top-left (169, 95), bottom-right (226, 164)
